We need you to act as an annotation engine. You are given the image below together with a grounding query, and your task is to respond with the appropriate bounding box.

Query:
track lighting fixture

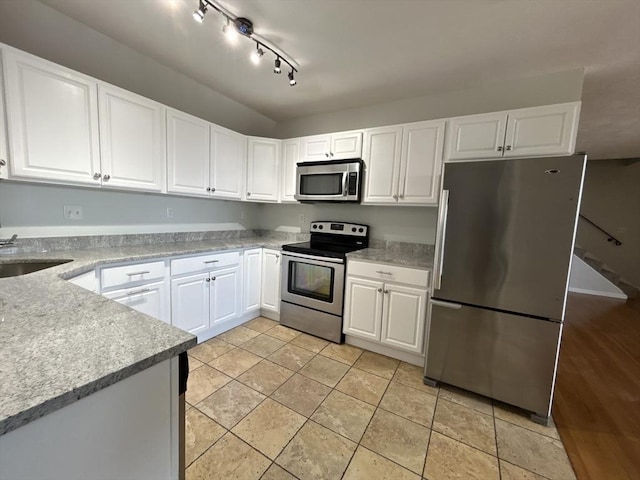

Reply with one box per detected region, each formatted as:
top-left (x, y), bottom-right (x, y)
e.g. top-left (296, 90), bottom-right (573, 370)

top-left (251, 43), bottom-right (264, 64)
top-left (193, 0), bottom-right (207, 23)
top-left (192, 0), bottom-right (299, 86)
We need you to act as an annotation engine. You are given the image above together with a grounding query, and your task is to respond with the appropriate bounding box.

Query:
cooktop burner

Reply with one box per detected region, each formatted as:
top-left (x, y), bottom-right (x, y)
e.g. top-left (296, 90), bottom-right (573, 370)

top-left (282, 221), bottom-right (370, 259)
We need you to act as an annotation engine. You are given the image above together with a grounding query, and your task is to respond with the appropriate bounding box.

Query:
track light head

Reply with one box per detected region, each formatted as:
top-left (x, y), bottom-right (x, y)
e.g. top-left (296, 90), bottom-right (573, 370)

top-left (274, 57), bottom-right (282, 74)
top-left (251, 44), bottom-right (264, 64)
top-left (288, 70), bottom-right (297, 86)
top-left (193, 0), bottom-right (207, 23)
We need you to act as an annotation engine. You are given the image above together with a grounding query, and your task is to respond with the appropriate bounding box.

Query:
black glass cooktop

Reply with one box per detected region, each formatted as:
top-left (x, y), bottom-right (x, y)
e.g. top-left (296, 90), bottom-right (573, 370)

top-left (282, 241), bottom-right (365, 259)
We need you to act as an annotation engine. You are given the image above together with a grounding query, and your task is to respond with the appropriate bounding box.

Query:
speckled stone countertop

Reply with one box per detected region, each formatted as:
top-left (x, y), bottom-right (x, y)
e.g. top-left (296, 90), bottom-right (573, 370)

top-left (346, 241), bottom-right (435, 270)
top-left (0, 236), bottom-right (290, 436)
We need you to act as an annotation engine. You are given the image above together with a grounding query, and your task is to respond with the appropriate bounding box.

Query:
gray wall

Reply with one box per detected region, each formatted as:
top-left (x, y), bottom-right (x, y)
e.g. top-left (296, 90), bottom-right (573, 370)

top-left (0, 0), bottom-right (276, 137)
top-left (276, 69), bottom-right (584, 138)
top-left (257, 203), bottom-right (437, 244)
top-left (0, 181), bottom-right (260, 235)
top-left (577, 159), bottom-right (640, 287)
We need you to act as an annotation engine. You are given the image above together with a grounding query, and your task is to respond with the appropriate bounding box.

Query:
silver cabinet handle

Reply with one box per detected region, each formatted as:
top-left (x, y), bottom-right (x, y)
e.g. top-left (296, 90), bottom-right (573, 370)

top-left (376, 270), bottom-right (392, 275)
top-left (93, 172), bottom-right (101, 180)
top-left (103, 174), bottom-right (111, 181)
top-left (203, 260), bottom-right (219, 264)
top-left (126, 271), bottom-right (150, 276)
top-left (126, 288), bottom-right (150, 296)
top-left (505, 145), bottom-right (512, 151)
top-left (497, 146), bottom-right (503, 152)
top-left (429, 299), bottom-right (463, 310)
top-left (377, 288), bottom-right (382, 293)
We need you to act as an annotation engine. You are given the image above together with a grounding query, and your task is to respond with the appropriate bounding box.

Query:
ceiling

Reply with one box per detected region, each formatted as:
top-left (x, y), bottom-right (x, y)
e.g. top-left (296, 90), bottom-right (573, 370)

top-left (38, 0), bottom-right (640, 159)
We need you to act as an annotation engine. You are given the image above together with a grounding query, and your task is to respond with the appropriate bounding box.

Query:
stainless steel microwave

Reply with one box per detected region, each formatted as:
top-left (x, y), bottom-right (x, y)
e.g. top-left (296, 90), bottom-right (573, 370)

top-left (295, 159), bottom-right (363, 203)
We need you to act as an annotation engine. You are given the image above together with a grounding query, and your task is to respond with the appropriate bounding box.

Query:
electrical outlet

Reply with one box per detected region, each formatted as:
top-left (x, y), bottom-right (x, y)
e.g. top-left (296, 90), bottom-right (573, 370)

top-left (166, 207), bottom-right (174, 218)
top-left (63, 205), bottom-right (83, 221)
top-left (298, 213), bottom-right (305, 224)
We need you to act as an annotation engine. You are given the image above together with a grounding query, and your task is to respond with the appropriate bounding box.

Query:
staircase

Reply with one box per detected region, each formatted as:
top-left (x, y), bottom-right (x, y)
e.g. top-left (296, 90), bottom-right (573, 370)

top-left (573, 246), bottom-right (639, 299)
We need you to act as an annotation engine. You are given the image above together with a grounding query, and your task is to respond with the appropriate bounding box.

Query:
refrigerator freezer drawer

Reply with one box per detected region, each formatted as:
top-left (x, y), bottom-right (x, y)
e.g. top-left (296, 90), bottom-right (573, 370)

top-left (425, 301), bottom-right (562, 417)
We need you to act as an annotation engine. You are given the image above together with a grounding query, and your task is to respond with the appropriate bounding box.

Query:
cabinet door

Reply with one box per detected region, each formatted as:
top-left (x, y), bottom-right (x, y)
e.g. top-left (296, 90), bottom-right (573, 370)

top-left (362, 126), bottom-right (403, 204)
top-left (331, 131), bottom-right (363, 159)
top-left (246, 137), bottom-right (280, 202)
top-left (300, 134), bottom-right (331, 161)
top-left (243, 248), bottom-right (262, 314)
top-left (104, 280), bottom-right (170, 324)
top-left (503, 102), bottom-right (580, 158)
top-left (171, 272), bottom-right (210, 335)
top-left (166, 108), bottom-right (210, 197)
top-left (3, 49), bottom-right (101, 185)
top-left (343, 276), bottom-right (384, 341)
top-left (210, 266), bottom-right (241, 326)
top-left (280, 138), bottom-right (300, 202)
top-left (0, 53), bottom-right (8, 180)
top-left (211, 125), bottom-right (245, 199)
top-left (261, 249), bottom-right (281, 313)
top-left (98, 84), bottom-right (165, 192)
top-left (381, 284), bottom-right (427, 354)
top-left (446, 112), bottom-right (508, 161)
top-left (398, 120), bottom-right (445, 205)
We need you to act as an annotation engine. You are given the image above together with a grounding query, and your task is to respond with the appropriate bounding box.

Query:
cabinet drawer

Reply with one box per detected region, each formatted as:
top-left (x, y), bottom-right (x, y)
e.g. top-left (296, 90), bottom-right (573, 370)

top-left (100, 260), bottom-right (166, 290)
top-left (171, 251), bottom-right (240, 276)
top-left (347, 260), bottom-right (429, 287)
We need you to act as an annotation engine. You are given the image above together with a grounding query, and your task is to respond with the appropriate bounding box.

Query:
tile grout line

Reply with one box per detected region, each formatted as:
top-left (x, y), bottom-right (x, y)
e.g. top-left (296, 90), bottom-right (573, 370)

top-left (492, 399), bottom-right (503, 480)
top-left (422, 393), bottom-right (438, 480)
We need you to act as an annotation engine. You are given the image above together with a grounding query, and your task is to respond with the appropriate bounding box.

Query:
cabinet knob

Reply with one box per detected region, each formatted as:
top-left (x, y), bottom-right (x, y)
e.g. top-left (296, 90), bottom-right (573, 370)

top-left (325, 153), bottom-right (329, 158)
top-left (103, 174), bottom-right (111, 181)
top-left (384, 289), bottom-right (389, 294)
top-left (393, 194), bottom-right (398, 200)
top-left (377, 288), bottom-right (382, 293)
top-left (497, 146), bottom-right (503, 152)
top-left (211, 187), bottom-right (216, 192)
top-left (505, 145), bottom-right (512, 151)
top-left (399, 194), bottom-right (404, 199)
top-left (93, 172), bottom-right (102, 180)
top-left (330, 152), bottom-right (334, 157)
top-left (205, 278), bottom-right (210, 282)
top-left (0, 159), bottom-right (6, 166)
top-left (206, 187), bottom-right (211, 192)
top-left (247, 192), bottom-right (251, 196)
top-left (211, 276), bottom-right (216, 281)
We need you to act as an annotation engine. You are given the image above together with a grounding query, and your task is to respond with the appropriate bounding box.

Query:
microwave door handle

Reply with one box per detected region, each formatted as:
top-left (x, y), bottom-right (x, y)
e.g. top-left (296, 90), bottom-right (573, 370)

top-left (342, 172), bottom-right (348, 196)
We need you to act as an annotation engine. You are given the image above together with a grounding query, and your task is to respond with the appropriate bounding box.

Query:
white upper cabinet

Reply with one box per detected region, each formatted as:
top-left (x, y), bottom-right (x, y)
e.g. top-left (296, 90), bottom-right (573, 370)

top-left (280, 138), bottom-right (300, 203)
top-left (0, 51), bottom-right (8, 180)
top-left (446, 102), bottom-right (580, 161)
top-left (398, 120), bottom-right (445, 205)
top-left (246, 137), bottom-right (280, 202)
top-left (300, 130), bottom-right (362, 161)
top-left (210, 125), bottom-right (245, 199)
top-left (166, 108), bottom-right (210, 197)
top-left (503, 103), bottom-right (580, 157)
top-left (363, 120), bottom-right (444, 206)
top-left (2, 48), bottom-right (101, 186)
top-left (98, 84), bottom-right (166, 192)
top-left (362, 126), bottom-right (403, 204)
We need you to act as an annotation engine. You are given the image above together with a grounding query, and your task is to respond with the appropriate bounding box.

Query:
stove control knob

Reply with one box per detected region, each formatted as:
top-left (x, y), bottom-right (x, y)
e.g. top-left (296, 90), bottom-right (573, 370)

top-left (318, 225), bottom-right (323, 230)
top-left (352, 227), bottom-right (357, 232)
top-left (312, 225), bottom-right (317, 229)
top-left (359, 228), bottom-right (364, 233)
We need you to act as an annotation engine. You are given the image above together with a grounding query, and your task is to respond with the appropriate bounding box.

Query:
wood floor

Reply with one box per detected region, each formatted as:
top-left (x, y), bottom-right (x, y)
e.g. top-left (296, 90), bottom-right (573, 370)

top-left (553, 293), bottom-right (640, 480)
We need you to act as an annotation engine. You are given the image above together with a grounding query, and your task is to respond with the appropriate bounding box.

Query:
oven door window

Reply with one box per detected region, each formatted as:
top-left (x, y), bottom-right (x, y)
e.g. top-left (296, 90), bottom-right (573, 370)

top-left (288, 261), bottom-right (335, 302)
top-left (300, 173), bottom-right (343, 196)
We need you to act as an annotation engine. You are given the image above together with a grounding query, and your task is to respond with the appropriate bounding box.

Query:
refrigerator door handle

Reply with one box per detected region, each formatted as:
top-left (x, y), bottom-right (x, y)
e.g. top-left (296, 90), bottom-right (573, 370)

top-left (429, 299), bottom-right (463, 310)
top-left (433, 189), bottom-right (450, 291)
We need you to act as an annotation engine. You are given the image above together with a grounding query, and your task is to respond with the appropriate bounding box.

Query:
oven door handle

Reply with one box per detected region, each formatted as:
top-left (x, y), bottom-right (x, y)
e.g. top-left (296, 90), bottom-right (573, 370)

top-left (282, 251), bottom-right (345, 264)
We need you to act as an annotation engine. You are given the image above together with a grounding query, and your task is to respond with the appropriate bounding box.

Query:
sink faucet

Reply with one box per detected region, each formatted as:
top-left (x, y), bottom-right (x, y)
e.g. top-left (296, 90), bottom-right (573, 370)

top-left (0, 234), bottom-right (18, 247)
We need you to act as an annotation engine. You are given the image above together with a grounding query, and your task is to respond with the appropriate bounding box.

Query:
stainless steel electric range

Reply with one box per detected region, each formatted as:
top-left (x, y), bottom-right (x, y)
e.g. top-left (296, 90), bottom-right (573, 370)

top-left (280, 221), bottom-right (369, 343)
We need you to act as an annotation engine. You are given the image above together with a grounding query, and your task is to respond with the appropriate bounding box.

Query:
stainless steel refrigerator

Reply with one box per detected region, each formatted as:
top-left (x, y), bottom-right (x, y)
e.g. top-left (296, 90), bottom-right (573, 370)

top-left (424, 154), bottom-right (586, 425)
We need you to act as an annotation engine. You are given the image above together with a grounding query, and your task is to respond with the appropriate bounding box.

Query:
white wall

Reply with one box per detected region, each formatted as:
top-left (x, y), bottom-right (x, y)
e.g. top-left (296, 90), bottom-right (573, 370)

top-left (257, 203), bottom-right (437, 244)
top-left (0, 182), bottom-right (260, 237)
top-left (0, 0), bottom-right (276, 137)
top-left (276, 69), bottom-right (584, 138)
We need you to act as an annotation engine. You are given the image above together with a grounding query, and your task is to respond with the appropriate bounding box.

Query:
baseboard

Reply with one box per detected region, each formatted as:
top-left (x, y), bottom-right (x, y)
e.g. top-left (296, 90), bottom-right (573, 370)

top-left (195, 311), bottom-right (261, 343)
top-left (568, 286), bottom-right (627, 300)
top-left (345, 335), bottom-right (425, 367)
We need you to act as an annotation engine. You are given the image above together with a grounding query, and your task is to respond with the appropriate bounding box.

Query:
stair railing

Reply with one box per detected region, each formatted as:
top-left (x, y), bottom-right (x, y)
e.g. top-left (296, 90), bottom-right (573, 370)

top-left (579, 214), bottom-right (623, 246)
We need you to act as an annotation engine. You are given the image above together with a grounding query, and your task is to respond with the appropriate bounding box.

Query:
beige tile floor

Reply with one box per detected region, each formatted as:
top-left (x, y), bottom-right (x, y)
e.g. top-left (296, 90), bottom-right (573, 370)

top-left (186, 318), bottom-right (576, 480)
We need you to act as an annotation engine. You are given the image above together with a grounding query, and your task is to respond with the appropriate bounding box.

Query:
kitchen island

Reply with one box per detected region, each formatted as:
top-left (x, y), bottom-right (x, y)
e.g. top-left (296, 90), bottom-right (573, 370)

top-left (0, 234), bottom-right (292, 480)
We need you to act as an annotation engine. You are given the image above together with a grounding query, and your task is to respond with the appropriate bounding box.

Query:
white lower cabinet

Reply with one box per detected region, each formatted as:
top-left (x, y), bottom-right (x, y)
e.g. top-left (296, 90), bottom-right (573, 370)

top-left (103, 279), bottom-right (170, 325)
top-left (261, 249), bottom-right (281, 314)
top-left (210, 266), bottom-right (241, 326)
top-left (242, 248), bottom-right (262, 315)
top-left (171, 272), bottom-right (210, 335)
top-left (343, 261), bottom-right (429, 354)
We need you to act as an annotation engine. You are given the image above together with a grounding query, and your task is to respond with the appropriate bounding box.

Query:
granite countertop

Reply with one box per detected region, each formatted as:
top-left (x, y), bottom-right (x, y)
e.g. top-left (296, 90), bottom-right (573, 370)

top-left (0, 236), bottom-right (288, 436)
top-left (346, 242), bottom-right (434, 270)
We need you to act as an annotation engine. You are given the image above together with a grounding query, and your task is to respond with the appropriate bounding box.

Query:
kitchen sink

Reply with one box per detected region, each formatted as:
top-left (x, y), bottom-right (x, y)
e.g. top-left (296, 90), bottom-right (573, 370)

top-left (0, 260), bottom-right (72, 278)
